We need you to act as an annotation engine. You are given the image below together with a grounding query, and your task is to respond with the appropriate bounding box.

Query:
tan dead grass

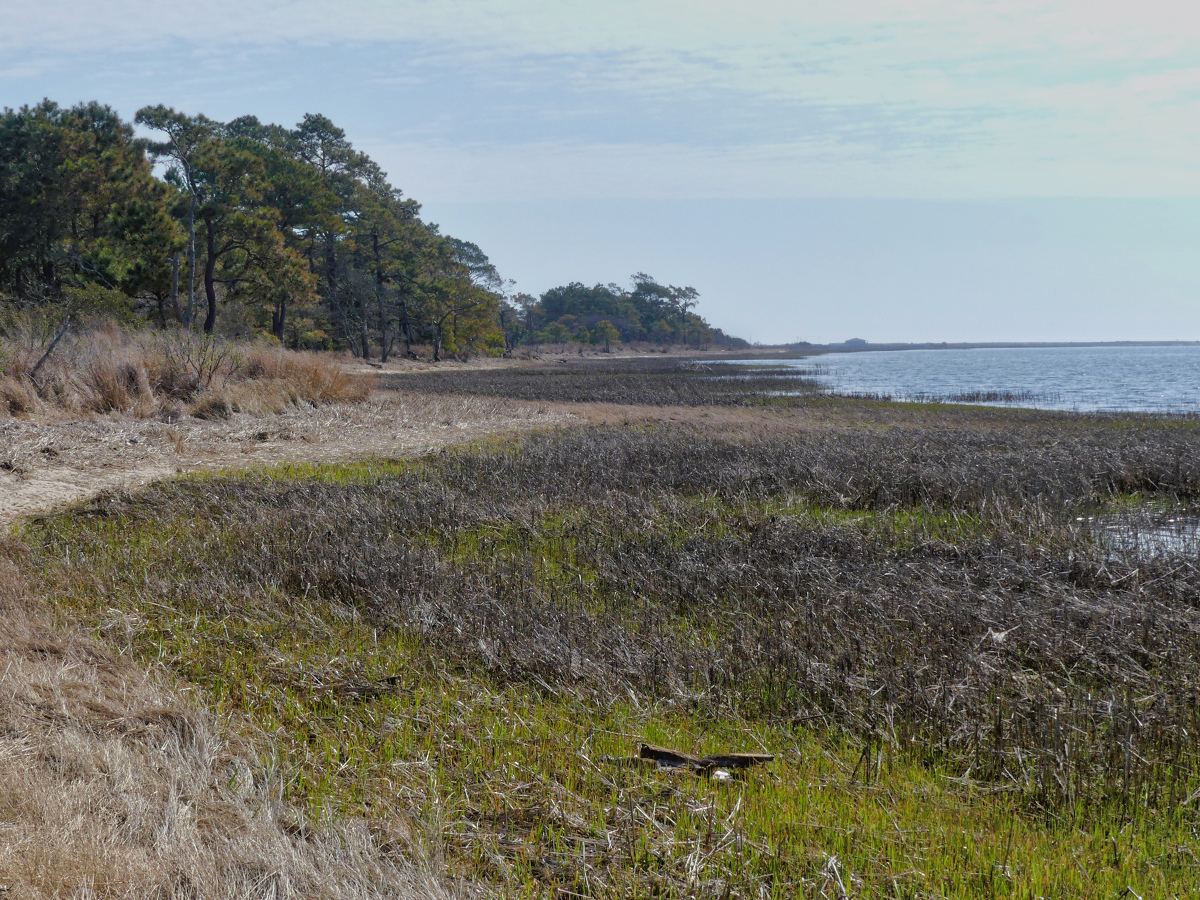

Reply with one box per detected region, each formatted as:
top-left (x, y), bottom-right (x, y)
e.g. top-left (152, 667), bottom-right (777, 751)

top-left (0, 325), bottom-right (372, 420)
top-left (0, 543), bottom-right (469, 900)
top-left (557, 394), bottom-right (1090, 434)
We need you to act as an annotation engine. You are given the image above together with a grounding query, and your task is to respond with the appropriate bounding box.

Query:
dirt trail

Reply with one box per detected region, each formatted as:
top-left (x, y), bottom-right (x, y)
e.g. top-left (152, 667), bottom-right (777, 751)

top-left (0, 392), bottom-right (573, 526)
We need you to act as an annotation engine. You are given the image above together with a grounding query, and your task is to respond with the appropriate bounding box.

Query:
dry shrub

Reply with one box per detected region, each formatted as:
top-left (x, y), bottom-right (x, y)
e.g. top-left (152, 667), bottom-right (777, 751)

top-left (0, 341), bottom-right (38, 416)
top-left (0, 322), bottom-right (372, 420)
top-left (188, 389), bottom-right (235, 420)
top-left (83, 354), bottom-right (152, 414)
top-left (0, 573), bottom-right (456, 899)
top-left (182, 348), bottom-right (372, 418)
top-left (0, 375), bottom-right (38, 415)
top-left (0, 323), bottom-right (161, 416)
top-left (237, 346), bottom-right (374, 405)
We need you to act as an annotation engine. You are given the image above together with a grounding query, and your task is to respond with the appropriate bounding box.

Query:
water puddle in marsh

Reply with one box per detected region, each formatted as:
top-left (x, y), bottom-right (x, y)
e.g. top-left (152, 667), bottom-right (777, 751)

top-left (1085, 511), bottom-right (1200, 558)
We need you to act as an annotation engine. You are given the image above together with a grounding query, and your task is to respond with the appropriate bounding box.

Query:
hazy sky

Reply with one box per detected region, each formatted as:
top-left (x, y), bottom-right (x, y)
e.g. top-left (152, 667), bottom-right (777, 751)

top-left (3, 1), bottom-right (1199, 342)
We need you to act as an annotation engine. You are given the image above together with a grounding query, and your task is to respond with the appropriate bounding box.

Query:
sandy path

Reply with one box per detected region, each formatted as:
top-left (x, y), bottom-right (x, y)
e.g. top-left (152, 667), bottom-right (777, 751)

top-left (0, 392), bottom-right (574, 526)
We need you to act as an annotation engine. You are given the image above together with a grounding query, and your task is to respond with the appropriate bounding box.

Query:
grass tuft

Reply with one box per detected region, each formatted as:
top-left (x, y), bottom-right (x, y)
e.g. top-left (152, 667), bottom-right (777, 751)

top-left (0, 570), bottom-right (457, 899)
top-left (0, 321), bottom-right (372, 419)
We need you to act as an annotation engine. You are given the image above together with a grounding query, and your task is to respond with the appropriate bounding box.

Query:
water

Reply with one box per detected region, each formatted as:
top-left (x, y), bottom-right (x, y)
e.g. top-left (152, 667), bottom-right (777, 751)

top-left (734, 345), bottom-right (1200, 414)
top-left (1087, 512), bottom-right (1200, 558)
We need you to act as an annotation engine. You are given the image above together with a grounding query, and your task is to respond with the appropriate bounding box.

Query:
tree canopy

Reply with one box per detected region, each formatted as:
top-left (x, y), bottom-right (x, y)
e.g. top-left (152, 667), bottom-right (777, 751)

top-left (0, 99), bottom-right (745, 356)
top-left (511, 274), bottom-right (747, 351)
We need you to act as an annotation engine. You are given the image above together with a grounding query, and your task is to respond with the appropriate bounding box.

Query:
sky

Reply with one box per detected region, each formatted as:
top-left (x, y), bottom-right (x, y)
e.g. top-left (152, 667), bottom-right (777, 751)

top-left (3, 1), bottom-right (1199, 343)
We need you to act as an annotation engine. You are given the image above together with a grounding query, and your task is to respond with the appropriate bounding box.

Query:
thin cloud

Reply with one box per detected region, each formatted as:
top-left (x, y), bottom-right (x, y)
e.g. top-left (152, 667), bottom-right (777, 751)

top-left (367, 135), bottom-right (1200, 203)
top-left (4, 1), bottom-right (1200, 198)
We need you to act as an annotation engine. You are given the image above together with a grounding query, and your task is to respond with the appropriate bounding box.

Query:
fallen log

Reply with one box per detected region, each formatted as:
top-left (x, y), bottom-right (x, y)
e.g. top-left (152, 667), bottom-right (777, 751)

top-left (699, 751), bottom-right (776, 769)
top-left (638, 743), bottom-right (774, 774)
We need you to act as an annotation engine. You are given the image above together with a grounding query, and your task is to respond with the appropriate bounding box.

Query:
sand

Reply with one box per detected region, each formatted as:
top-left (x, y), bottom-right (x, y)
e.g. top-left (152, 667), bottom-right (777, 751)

top-left (0, 391), bottom-right (574, 526)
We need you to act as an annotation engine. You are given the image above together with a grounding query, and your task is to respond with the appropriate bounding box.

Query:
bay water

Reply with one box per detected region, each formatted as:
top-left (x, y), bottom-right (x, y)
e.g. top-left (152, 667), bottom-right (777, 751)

top-left (756, 344), bottom-right (1200, 415)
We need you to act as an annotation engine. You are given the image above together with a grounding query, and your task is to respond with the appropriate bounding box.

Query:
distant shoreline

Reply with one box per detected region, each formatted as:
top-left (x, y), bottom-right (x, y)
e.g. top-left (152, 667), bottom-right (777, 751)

top-left (753, 340), bottom-right (1200, 356)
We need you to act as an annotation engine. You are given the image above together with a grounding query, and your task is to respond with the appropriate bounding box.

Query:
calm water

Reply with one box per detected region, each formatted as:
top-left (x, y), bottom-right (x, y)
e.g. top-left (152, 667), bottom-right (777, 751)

top-left (1088, 513), bottom-right (1200, 558)
top-left (749, 345), bottom-right (1200, 414)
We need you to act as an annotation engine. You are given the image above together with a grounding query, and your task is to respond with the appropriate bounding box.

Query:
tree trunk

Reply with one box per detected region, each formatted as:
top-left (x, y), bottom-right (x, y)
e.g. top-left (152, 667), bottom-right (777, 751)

top-left (169, 252), bottom-right (180, 325)
top-left (324, 233), bottom-right (342, 343)
top-left (203, 219), bottom-right (218, 335)
top-left (399, 296), bottom-right (412, 357)
top-left (377, 289), bottom-right (389, 362)
top-left (374, 232), bottom-right (389, 363)
top-left (185, 195), bottom-right (197, 329)
top-left (499, 309), bottom-right (513, 354)
top-left (272, 296), bottom-right (287, 342)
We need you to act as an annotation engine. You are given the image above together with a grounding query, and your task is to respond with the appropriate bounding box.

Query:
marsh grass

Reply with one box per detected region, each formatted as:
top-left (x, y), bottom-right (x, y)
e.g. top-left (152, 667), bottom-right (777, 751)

top-left (19, 419), bottom-right (1200, 896)
top-left (392, 357), bottom-right (1187, 417)
top-left (388, 358), bottom-right (822, 407)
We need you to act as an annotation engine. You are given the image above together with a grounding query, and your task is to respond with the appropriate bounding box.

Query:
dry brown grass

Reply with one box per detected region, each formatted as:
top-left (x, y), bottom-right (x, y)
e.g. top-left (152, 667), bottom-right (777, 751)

top-left (0, 541), bottom-right (471, 900)
top-left (0, 322), bottom-right (372, 420)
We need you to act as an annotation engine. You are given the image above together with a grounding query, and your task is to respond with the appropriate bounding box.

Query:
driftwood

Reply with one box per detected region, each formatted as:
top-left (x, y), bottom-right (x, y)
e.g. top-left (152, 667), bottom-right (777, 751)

top-left (28, 317), bottom-right (70, 386)
top-left (634, 743), bottom-right (774, 776)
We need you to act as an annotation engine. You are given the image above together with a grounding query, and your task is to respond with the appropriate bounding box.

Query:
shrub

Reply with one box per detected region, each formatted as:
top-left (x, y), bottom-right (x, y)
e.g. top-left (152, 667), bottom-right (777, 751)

top-left (0, 321), bottom-right (372, 419)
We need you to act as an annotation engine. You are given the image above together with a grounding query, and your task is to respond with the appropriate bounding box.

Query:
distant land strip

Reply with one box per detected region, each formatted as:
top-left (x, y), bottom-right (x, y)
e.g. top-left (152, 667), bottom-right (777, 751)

top-left (760, 340), bottom-right (1200, 355)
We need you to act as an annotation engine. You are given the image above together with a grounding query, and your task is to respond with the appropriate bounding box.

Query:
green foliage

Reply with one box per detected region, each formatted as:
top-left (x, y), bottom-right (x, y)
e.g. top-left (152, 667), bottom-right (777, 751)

top-left (482, 331), bottom-right (507, 356)
top-left (0, 100), bottom-right (181, 307)
top-left (2, 98), bottom-right (746, 355)
top-left (529, 274), bottom-right (746, 348)
top-left (60, 281), bottom-right (138, 325)
top-left (592, 318), bottom-right (619, 352)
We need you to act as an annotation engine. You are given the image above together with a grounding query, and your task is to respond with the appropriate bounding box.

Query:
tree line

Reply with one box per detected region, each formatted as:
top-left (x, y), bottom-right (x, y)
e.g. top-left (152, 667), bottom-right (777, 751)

top-left (0, 100), bottom-right (746, 358)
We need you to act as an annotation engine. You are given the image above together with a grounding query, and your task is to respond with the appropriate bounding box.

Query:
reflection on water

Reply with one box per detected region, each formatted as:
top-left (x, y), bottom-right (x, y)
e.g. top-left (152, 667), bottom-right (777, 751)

top-left (1086, 512), bottom-right (1200, 558)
